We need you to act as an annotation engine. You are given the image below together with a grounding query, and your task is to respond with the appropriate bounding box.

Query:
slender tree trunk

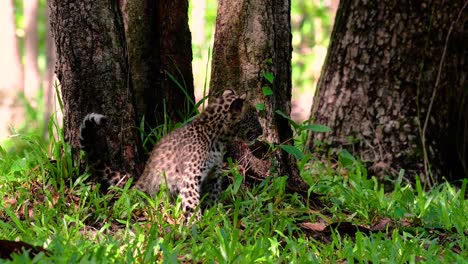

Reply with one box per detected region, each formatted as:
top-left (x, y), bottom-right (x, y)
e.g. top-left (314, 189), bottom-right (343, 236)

top-left (0, 0), bottom-right (23, 140)
top-left (157, 0), bottom-right (195, 122)
top-left (49, 0), bottom-right (144, 175)
top-left (210, 0), bottom-right (308, 192)
top-left (309, 1), bottom-right (468, 184)
top-left (120, 0), bottom-right (159, 130)
top-left (121, 0), bottom-right (195, 133)
top-left (43, 4), bottom-right (58, 135)
top-left (23, 0), bottom-right (41, 100)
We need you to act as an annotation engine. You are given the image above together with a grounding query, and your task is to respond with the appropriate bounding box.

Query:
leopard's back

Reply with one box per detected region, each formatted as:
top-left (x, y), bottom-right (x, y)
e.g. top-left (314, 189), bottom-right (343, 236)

top-left (135, 90), bottom-right (247, 196)
top-left (134, 125), bottom-right (205, 194)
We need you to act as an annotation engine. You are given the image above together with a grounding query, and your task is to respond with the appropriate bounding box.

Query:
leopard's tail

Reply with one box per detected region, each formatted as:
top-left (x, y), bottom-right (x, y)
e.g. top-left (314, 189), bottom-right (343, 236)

top-left (79, 113), bottom-right (133, 189)
top-left (79, 113), bottom-right (108, 154)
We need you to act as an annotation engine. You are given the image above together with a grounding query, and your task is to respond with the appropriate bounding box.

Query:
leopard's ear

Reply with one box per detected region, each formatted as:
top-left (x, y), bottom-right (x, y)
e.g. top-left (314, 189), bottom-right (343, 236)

top-left (223, 89), bottom-right (236, 97)
top-left (229, 97), bottom-right (245, 114)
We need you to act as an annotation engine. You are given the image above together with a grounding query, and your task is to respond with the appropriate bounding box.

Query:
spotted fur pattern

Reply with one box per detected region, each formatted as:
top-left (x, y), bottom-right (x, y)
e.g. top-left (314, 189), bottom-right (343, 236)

top-left (80, 89), bottom-right (262, 221)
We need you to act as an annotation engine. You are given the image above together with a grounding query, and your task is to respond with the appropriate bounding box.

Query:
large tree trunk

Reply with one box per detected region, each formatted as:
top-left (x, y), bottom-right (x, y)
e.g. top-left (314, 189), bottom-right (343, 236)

top-left (121, 0), bottom-right (195, 131)
top-left (309, 1), bottom-right (468, 184)
top-left (0, 0), bottom-right (23, 140)
top-left (210, 0), bottom-right (309, 192)
top-left (49, 0), bottom-right (144, 175)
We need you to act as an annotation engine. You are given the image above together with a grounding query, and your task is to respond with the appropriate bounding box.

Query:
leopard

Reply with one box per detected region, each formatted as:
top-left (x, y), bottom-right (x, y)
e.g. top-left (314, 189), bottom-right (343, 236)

top-left (80, 89), bottom-right (262, 221)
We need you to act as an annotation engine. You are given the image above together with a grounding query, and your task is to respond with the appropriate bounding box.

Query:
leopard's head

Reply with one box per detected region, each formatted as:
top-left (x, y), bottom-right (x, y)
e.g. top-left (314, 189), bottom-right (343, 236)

top-left (232, 101), bottom-right (263, 145)
top-left (203, 89), bottom-right (262, 144)
top-left (218, 90), bottom-right (263, 145)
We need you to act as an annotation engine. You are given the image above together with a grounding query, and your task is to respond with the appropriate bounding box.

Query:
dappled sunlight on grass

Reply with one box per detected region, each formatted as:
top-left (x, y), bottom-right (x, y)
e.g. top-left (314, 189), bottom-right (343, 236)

top-left (1, 126), bottom-right (466, 262)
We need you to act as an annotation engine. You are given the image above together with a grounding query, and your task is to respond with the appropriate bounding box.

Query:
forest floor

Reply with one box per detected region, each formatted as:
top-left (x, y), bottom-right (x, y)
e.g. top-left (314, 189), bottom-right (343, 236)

top-left (0, 118), bottom-right (467, 263)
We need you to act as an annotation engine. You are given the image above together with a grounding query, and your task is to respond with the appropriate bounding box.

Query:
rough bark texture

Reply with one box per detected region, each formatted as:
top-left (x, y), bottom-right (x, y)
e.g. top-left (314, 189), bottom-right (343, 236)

top-left (211, 0), bottom-right (309, 192)
top-left (309, 1), bottom-right (468, 183)
top-left (49, 0), bottom-right (143, 175)
top-left (120, 0), bottom-right (159, 130)
top-left (121, 0), bottom-right (195, 130)
top-left (157, 0), bottom-right (195, 122)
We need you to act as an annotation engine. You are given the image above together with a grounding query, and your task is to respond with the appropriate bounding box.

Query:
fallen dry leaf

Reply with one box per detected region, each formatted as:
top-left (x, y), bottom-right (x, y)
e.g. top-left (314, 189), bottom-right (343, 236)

top-left (298, 222), bottom-right (326, 232)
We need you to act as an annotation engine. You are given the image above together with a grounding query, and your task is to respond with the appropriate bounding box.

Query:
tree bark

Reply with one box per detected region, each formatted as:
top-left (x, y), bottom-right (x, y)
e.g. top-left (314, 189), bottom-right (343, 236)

top-left (210, 0), bottom-right (309, 192)
top-left (121, 0), bottom-right (195, 131)
top-left (309, 1), bottom-right (468, 184)
top-left (49, 0), bottom-right (143, 175)
top-left (0, 0), bottom-right (23, 140)
top-left (157, 0), bottom-right (195, 122)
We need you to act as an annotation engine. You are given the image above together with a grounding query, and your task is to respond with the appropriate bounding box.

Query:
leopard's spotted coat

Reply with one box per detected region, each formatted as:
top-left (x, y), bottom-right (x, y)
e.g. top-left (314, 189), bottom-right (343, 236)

top-left (80, 89), bottom-right (262, 220)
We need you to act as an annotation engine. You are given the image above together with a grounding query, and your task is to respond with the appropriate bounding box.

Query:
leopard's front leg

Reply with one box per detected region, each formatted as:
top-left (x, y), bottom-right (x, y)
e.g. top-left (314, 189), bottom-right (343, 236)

top-left (180, 178), bottom-right (202, 222)
top-left (201, 167), bottom-right (224, 209)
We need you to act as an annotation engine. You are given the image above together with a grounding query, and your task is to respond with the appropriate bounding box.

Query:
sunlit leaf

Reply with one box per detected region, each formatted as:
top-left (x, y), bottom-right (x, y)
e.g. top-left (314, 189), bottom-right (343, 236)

top-left (263, 72), bottom-right (274, 84)
top-left (256, 103), bottom-right (266, 111)
top-left (262, 86), bottom-right (273, 96)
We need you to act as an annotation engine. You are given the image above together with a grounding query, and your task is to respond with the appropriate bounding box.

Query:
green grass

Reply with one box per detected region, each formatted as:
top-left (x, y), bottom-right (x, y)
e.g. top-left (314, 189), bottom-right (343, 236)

top-left (0, 116), bottom-right (467, 263)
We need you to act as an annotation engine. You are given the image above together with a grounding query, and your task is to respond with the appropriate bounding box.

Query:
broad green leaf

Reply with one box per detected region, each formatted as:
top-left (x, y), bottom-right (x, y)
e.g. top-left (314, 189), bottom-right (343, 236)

top-left (275, 110), bottom-right (299, 129)
top-left (262, 86), bottom-right (273, 96)
top-left (394, 207), bottom-right (406, 218)
top-left (263, 72), bottom-right (274, 84)
top-left (279, 145), bottom-right (305, 160)
top-left (338, 149), bottom-right (356, 168)
top-left (301, 124), bottom-right (331, 133)
top-left (339, 149), bottom-right (356, 161)
top-left (256, 103), bottom-right (266, 111)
